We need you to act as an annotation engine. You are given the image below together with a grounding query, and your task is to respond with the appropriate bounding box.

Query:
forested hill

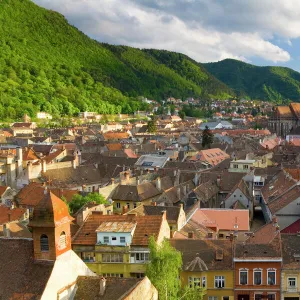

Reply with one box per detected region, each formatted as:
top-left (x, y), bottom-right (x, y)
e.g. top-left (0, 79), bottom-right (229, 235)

top-left (0, 0), bottom-right (233, 120)
top-left (203, 59), bottom-right (300, 102)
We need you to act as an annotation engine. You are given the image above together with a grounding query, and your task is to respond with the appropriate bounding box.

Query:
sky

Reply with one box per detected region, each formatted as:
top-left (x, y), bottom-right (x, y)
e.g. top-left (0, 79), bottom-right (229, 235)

top-left (33, 0), bottom-right (300, 71)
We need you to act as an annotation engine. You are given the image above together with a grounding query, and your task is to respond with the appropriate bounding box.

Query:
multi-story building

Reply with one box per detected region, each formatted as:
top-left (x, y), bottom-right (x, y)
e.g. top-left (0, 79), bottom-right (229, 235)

top-left (171, 239), bottom-right (234, 300)
top-left (72, 212), bottom-right (170, 278)
top-left (234, 236), bottom-right (282, 300)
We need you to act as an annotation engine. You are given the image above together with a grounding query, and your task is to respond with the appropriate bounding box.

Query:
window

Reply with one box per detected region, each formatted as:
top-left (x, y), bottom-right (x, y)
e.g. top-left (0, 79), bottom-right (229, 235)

top-left (233, 164), bottom-right (238, 169)
top-left (133, 202), bottom-right (137, 208)
top-left (267, 270), bottom-right (276, 285)
top-left (208, 297), bottom-right (217, 300)
top-left (288, 277), bottom-right (296, 288)
top-left (208, 232), bottom-right (213, 238)
top-left (116, 202), bottom-right (121, 209)
top-left (267, 295), bottom-right (275, 300)
top-left (223, 297), bottom-right (229, 300)
top-left (219, 234), bottom-right (224, 238)
top-left (59, 231), bottom-right (66, 249)
top-left (126, 203), bottom-right (130, 209)
top-left (202, 276), bottom-right (206, 288)
top-left (243, 165), bottom-right (249, 169)
top-left (215, 276), bottom-right (225, 288)
top-left (254, 269), bottom-right (262, 285)
top-left (132, 252), bottom-right (149, 262)
top-left (120, 237), bottom-right (126, 243)
top-left (188, 277), bottom-right (201, 288)
top-left (40, 234), bottom-right (49, 252)
top-left (255, 294), bottom-right (262, 300)
top-left (102, 253), bottom-right (123, 263)
top-left (103, 236), bottom-right (109, 244)
top-left (239, 270), bottom-right (248, 285)
top-left (112, 237), bottom-right (117, 241)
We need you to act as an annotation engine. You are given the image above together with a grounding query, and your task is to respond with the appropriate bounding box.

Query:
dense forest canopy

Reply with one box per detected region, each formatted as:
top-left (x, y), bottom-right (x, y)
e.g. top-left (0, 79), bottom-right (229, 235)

top-left (0, 0), bottom-right (299, 121)
top-left (204, 59), bottom-right (300, 103)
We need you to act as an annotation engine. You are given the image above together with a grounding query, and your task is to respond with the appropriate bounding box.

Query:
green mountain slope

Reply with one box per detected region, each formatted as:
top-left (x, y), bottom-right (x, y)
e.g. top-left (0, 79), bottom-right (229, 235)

top-left (203, 59), bottom-right (300, 102)
top-left (0, 0), bottom-right (233, 120)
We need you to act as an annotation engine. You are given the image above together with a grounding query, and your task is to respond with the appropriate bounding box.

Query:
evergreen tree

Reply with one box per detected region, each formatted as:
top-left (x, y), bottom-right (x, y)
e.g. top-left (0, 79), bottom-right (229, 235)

top-left (201, 126), bottom-right (214, 148)
top-left (146, 237), bottom-right (182, 300)
top-left (147, 119), bottom-right (157, 133)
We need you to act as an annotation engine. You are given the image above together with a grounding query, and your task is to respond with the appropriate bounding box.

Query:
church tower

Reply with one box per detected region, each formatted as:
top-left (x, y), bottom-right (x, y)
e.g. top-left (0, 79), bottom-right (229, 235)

top-left (29, 191), bottom-right (74, 261)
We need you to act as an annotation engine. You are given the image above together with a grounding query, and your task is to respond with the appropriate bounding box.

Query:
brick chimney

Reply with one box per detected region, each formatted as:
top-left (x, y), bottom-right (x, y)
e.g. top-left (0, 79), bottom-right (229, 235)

top-left (99, 277), bottom-right (106, 296)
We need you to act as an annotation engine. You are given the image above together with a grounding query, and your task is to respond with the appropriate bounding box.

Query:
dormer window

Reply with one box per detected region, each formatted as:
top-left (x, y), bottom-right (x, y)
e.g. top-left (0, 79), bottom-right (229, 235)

top-left (40, 234), bottom-right (49, 252)
top-left (59, 231), bottom-right (66, 249)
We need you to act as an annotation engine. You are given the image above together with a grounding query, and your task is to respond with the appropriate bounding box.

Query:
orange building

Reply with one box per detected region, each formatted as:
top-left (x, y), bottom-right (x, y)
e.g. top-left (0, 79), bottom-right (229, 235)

top-left (234, 229), bottom-right (282, 300)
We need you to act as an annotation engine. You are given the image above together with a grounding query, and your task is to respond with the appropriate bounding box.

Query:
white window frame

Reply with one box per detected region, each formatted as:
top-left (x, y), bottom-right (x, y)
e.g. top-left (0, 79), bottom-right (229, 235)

top-left (267, 269), bottom-right (276, 285)
top-left (116, 202), bottom-right (121, 209)
top-left (253, 268), bottom-right (262, 285)
top-left (287, 277), bottom-right (297, 288)
top-left (103, 236), bottom-right (109, 244)
top-left (120, 236), bottom-right (126, 243)
top-left (214, 275), bottom-right (225, 288)
top-left (239, 268), bottom-right (248, 285)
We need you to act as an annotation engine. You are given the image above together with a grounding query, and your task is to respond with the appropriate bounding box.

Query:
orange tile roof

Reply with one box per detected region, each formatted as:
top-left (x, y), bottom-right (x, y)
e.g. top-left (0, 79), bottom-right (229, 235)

top-left (23, 148), bottom-right (39, 161)
top-left (0, 206), bottom-right (26, 225)
top-left (290, 103), bottom-right (300, 119)
top-left (103, 132), bottom-right (129, 140)
top-left (106, 143), bottom-right (123, 151)
top-left (190, 148), bottom-right (230, 166)
top-left (277, 106), bottom-right (293, 118)
top-left (284, 168), bottom-right (300, 181)
top-left (28, 191), bottom-right (73, 228)
top-left (192, 208), bottom-right (249, 231)
top-left (72, 213), bottom-right (163, 246)
top-left (123, 149), bottom-right (138, 158)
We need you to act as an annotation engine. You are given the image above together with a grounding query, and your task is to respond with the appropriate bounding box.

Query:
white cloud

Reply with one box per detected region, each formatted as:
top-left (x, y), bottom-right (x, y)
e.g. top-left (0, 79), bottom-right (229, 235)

top-left (33, 0), bottom-right (292, 63)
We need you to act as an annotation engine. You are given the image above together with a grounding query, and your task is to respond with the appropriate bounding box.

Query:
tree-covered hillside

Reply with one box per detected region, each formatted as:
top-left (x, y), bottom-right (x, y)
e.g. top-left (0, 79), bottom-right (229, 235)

top-left (0, 0), bottom-right (233, 120)
top-left (203, 59), bottom-right (300, 102)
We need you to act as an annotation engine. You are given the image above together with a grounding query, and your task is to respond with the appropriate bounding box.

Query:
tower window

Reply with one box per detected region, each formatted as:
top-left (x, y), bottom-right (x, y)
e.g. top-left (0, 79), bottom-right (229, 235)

top-left (40, 234), bottom-right (49, 252)
top-left (59, 231), bottom-right (67, 249)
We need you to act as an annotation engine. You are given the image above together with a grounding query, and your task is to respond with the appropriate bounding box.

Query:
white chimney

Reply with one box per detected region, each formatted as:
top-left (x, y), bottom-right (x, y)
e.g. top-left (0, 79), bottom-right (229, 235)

top-left (3, 223), bottom-right (10, 238)
top-left (99, 277), bottom-right (106, 296)
top-left (156, 177), bottom-right (161, 191)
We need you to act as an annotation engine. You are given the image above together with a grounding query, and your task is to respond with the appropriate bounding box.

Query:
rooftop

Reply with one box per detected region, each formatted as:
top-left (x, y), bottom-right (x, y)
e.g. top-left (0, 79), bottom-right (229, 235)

top-left (96, 221), bottom-right (136, 233)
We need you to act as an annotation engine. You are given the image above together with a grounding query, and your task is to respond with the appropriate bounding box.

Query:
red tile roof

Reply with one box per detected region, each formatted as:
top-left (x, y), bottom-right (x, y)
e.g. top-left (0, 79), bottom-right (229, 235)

top-left (0, 186), bottom-right (8, 197)
top-left (290, 103), bottom-right (300, 119)
top-left (0, 206), bottom-right (26, 225)
top-left (191, 208), bottom-right (250, 231)
top-left (16, 183), bottom-right (45, 207)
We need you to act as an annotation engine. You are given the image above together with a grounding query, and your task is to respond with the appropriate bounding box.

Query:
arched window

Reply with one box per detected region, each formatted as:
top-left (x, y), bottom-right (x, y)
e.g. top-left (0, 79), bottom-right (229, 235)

top-left (59, 231), bottom-right (67, 249)
top-left (40, 234), bottom-right (49, 252)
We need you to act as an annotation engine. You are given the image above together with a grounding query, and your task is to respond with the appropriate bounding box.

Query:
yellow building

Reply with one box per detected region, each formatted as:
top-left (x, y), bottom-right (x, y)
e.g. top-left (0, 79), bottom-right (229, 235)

top-left (281, 234), bottom-right (300, 300)
top-left (111, 182), bottom-right (161, 214)
top-left (171, 239), bottom-right (234, 300)
top-left (72, 211), bottom-right (170, 278)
